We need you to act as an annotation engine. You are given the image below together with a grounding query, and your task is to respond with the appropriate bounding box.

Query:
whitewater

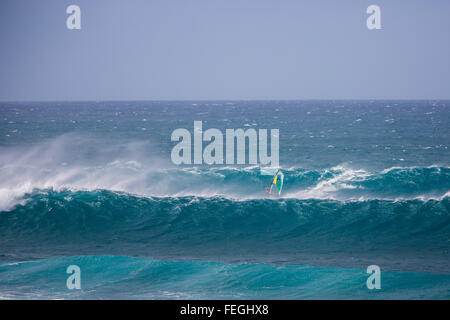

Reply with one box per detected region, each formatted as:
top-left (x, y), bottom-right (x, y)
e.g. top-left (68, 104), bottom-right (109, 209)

top-left (0, 100), bottom-right (449, 299)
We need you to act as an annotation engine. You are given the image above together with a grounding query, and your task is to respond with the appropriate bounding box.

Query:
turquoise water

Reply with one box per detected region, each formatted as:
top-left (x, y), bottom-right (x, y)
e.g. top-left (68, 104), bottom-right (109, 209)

top-left (1, 255), bottom-right (449, 300)
top-left (0, 100), bottom-right (449, 299)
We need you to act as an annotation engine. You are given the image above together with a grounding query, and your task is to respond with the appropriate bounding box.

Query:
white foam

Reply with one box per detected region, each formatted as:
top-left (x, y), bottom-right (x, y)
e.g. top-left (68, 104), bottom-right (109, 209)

top-left (0, 135), bottom-right (448, 211)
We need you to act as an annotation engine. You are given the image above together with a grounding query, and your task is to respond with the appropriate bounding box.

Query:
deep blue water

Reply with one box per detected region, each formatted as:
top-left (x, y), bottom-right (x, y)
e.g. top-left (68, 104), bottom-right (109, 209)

top-left (0, 100), bottom-right (449, 299)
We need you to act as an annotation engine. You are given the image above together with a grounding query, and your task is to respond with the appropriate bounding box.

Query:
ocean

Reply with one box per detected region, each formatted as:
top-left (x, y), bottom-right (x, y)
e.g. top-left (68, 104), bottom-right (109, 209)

top-left (0, 100), bottom-right (449, 299)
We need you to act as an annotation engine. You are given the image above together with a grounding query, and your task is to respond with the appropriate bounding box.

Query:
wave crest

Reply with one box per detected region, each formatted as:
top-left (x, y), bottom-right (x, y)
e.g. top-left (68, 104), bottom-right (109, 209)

top-left (0, 135), bottom-right (449, 211)
top-left (1, 189), bottom-right (449, 272)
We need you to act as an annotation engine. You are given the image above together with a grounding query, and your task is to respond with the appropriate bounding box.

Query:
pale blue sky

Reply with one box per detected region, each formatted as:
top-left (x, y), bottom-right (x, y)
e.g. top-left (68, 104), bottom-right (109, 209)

top-left (0, 0), bottom-right (449, 100)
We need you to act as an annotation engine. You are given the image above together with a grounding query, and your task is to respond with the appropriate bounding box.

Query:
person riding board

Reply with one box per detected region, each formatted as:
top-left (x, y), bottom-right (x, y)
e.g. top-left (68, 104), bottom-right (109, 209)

top-left (266, 170), bottom-right (283, 196)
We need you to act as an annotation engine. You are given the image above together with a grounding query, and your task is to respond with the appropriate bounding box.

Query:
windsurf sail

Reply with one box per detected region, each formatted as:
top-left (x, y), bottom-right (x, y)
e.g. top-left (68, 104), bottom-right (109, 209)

top-left (269, 170), bottom-right (284, 196)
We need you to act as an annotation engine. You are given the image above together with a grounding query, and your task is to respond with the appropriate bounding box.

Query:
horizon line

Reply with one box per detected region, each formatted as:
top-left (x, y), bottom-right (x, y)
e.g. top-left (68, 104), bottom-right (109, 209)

top-left (1, 98), bottom-right (450, 103)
